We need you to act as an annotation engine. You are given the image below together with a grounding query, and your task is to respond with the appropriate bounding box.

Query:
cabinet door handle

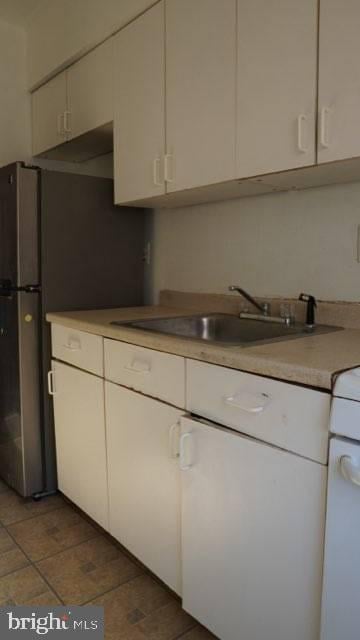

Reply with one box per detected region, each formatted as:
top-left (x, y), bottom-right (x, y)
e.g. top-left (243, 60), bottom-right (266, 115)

top-left (63, 110), bottom-right (71, 134)
top-left (319, 107), bottom-right (331, 148)
top-left (124, 360), bottom-right (151, 374)
top-left (57, 113), bottom-right (65, 136)
top-left (164, 154), bottom-right (174, 183)
top-left (153, 157), bottom-right (162, 186)
top-left (297, 114), bottom-right (308, 153)
top-left (180, 432), bottom-right (193, 471)
top-left (340, 455), bottom-right (360, 486)
top-left (224, 392), bottom-right (270, 414)
top-left (47, 370), bottom-right (56, 396)
top-left (168, 422), bottom-right (180, 459)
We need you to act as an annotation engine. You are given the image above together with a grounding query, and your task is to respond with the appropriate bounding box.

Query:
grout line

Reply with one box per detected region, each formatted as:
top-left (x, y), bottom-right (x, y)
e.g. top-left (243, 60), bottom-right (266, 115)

top-left (79, 571), bottom-right (147, 606)
top-left (0, 502), bottom-right (66, 529)
top-left (173, 627), bottom-right (199, 640)
top-left (3, 526), bottom-right (65, 606)
top-left (29, 531), bottom-right (100, 565)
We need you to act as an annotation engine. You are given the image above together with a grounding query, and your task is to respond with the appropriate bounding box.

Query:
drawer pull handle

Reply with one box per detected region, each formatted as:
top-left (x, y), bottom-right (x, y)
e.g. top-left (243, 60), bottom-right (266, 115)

top-left (224, 391), bottom-right (270, 414)
top-left (168, 422), bottom-right (180, 459)
top-left (62, 339), bottom-right (81, 352)
top-left (124, 360), bottom-right (151, 374)
top-left (340, 455), bottom-right (360, 486)
top-left (47, 370), bottom-right (56, 396)
top-left (180, 432), bottom-right (193, 471)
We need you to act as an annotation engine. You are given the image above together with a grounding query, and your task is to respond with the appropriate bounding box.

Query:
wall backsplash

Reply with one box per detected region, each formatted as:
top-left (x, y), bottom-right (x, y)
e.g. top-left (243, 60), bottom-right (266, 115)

top-left (148, 181), bottom-right (360, 304)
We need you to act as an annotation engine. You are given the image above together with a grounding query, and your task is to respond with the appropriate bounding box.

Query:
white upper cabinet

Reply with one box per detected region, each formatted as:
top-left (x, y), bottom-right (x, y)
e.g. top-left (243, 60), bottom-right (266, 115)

top-left (32, 40), bottom-right (114, 158)
top-left (32, 71), bottom-right (68, 156)
top-left (165, 0), bottom-right (236, 192)
top-left (114, 2), bottom-right (166, 204)
top-left (67, 39), bottom-right (114, 140)
top-left (236, 0), bottom-right (318, 178)
top-left (318, 0), bottom-right (360, 163)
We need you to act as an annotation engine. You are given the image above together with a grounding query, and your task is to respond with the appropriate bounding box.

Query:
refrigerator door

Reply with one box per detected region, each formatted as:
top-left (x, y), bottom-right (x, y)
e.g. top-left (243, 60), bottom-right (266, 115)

top-left (0, 291), bottom-right (42, 495)
top-left (40, 169), bottom-right (145, 493)
top-left (0, 164), bottom-right (42, 496)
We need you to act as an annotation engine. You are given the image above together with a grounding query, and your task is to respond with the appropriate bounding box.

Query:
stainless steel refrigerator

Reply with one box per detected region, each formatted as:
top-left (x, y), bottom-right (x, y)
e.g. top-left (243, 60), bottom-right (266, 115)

top-left (0, 162), bottom-right (145, 497)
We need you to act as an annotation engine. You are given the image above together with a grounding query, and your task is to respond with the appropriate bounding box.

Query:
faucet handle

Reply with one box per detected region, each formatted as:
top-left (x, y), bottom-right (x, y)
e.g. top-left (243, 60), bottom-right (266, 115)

top-left (299, 293), bottom-right (317, 327)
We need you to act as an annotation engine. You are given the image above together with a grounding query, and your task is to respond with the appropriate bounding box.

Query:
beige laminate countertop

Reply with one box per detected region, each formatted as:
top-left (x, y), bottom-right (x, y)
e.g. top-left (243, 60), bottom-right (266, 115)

top-left (46, 304), bottom-right (360, 391)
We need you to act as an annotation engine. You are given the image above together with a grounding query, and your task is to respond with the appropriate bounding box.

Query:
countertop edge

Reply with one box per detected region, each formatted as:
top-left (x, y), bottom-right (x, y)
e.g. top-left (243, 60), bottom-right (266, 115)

top-left (46, 309), bottom-right (335, 391)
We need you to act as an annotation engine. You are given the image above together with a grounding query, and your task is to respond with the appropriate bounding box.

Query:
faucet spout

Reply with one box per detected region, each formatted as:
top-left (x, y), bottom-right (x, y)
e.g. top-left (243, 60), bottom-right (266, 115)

top-left (228, 285), bottom-right (267, 315)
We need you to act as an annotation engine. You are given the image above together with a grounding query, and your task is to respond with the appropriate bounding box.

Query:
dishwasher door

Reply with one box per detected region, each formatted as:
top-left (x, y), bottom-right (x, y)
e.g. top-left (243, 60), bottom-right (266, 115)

top-left (321, 437), bottom-right (360, 640)
top-left (180, 415), bottom-right (327, 640)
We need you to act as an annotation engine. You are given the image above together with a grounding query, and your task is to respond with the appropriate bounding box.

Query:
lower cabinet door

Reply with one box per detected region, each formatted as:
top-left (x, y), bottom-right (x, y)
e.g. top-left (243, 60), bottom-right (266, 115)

top-left (180, 416), bottom-right (327, 640)
top-left (105, 382), bottom-right (183, 594)
top-left (51, 360), bottom-right (108, 530)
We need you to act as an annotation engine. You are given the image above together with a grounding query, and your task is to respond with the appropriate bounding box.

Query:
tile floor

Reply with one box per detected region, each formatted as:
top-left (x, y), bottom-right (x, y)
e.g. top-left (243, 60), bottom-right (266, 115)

top-left (0, 479), bottom-right (217, 639)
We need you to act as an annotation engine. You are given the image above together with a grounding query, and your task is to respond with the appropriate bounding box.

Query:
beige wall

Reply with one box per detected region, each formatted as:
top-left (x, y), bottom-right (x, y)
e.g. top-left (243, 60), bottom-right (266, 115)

top-left (27, 0), bottom-right (157, 88)
top-left (149, 182), bottom-right (360, 303)
top-left (0, 20), bottom-right (31, 166)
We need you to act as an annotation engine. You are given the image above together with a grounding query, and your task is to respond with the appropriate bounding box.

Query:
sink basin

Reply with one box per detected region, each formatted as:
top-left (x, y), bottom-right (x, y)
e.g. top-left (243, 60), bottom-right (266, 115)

top-left (111, 313), bottom-right (342, 347)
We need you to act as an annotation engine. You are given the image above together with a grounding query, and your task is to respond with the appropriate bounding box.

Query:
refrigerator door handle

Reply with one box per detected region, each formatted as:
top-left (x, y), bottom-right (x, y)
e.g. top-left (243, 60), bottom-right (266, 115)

top-left (0, 281), bottom-right (41, 296)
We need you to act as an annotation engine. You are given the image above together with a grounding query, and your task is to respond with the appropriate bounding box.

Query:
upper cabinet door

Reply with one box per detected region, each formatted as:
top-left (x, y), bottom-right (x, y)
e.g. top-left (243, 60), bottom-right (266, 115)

top-left (165, 0), bottom-right (236, 192)
top-left (318, 0), bottom-right (360, 163)
top-left (67, 39), bottom-right (114, 140)
top-left (114, 2), bottom-right (166, 204)
top-left (237, 0), bottom-right (317, 178)
top-left (32, 71), bottom-right (68, 156)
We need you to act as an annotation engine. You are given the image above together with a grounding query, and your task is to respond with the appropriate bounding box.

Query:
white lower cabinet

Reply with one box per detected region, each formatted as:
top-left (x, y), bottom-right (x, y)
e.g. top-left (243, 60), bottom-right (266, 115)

top-left (180, 415), bottom-right (327, 640)
top-left (50, 360), bottom-right (109, 530)
top-left (105, 381), bottom-right (183, 594)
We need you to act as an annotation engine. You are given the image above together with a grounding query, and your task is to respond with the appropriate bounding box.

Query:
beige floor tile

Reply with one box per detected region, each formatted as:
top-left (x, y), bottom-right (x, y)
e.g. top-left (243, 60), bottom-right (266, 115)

top-left (27, 591), bottom-right (62, 606)
top-left (91, 573), bottom-right (175, 638)
top-left (0, 566), bottom-right (59, 605)
top-left (0, 529), bottom-right (29, 577)
top-left (8, 505), bottom-right (97, 561)
top-left (0, 491), bottom-right (65, 526)
top-left (179, 625), bottom-right (218, 640)
top-left (36, 536), bottom-right (143, 605)
top-left (136, 600), bottom-right (196, 640)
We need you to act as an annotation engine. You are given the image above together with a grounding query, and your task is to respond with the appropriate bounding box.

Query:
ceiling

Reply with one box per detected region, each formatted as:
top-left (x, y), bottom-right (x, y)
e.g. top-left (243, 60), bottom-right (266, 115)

top-left (0, 0), bottom-right (41, 28)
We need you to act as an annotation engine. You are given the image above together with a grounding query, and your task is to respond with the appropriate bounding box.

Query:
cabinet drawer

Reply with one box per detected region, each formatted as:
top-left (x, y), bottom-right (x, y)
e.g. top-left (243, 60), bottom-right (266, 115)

top-left (51, 324), bottom-right (103, 376)
top-left (186, 360), bottom-right (330, 463)
top-left (104, 340), bottom-right (185, 408)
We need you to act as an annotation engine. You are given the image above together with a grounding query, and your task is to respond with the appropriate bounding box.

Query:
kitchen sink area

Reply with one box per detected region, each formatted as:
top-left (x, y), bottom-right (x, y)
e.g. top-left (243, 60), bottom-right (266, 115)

top-left (112, 313), bottom-right (342, 347)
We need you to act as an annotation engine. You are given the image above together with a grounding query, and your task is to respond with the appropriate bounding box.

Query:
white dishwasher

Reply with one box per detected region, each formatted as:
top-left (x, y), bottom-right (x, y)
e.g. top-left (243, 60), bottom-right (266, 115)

top-left (321, 368), bottom-right (360, 640)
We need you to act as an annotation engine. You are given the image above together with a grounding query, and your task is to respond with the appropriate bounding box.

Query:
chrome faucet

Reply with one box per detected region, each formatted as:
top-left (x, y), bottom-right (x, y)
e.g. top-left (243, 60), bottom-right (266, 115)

top-left (228, 285), bottom-right (294, 326)
top-left (228, 285), bottom-right (269, 315)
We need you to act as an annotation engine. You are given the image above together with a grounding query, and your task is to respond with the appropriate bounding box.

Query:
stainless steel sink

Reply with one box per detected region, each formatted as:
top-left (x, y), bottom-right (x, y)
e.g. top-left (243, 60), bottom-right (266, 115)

top-left (111, 313), bottom-right (342, 347)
